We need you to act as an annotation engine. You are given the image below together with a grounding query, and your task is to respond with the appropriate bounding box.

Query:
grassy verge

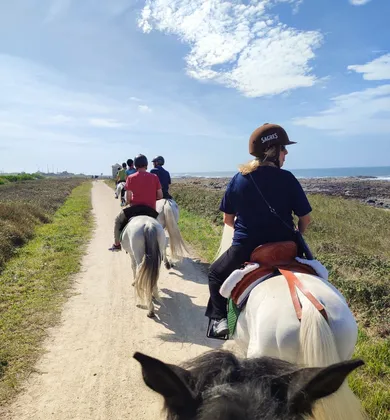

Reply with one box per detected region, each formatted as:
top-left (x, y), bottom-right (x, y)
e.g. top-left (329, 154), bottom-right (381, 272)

top-left (173, 184), bottom-right (390, 419)
top-left (104, 179), bottom-right (116, 189)
top-left (0, 178), bottom-right (84, 271)
top-left (178, 208), bottom-right (223, 262)
top-left (0, 182), bottom-right (92, 403)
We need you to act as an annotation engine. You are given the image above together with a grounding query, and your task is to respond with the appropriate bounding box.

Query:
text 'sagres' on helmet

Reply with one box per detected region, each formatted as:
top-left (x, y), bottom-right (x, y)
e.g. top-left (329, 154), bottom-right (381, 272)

top-left (249, 123), bottom-right (297, 157)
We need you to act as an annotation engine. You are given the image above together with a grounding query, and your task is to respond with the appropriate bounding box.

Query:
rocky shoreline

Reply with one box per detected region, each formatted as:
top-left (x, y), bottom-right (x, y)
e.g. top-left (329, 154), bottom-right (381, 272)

top-left (173, 176), bottom-right (390, 209)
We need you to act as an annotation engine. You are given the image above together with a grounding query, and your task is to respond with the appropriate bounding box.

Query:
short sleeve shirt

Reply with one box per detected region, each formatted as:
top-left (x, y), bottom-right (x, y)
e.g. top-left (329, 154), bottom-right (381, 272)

top-left (150, 166), bottom-right (171, 196)
top-left (126, 168), bottom-right (136, 176)
top-left (125, 171), bottom-right (162, 210)
top-left (117, 168), bottom-right (127, 181)
top-left (220, 166), bottom-right (312, 246)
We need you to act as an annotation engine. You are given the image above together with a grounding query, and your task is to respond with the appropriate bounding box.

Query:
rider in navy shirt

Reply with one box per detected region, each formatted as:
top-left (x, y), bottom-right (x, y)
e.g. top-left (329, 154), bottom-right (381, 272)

top-left (150, 156), bottom-right (172, 199)
top-left (220, 167), bottom-right (311, 246)
top-left (207, 123), bottom-right (312, 338)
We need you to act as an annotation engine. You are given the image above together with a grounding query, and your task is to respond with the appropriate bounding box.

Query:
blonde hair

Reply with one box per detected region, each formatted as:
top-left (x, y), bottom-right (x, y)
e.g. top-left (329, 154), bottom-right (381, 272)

top-left (239, 146), bottom-right (280, 175)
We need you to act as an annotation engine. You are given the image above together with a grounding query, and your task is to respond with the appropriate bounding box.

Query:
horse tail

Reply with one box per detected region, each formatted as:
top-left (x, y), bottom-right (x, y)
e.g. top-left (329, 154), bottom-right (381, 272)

top-left (163, 200), bottom-right (188, 260)
top-left (299, 298), bottom-right (366, 420)
top-left (213, 224), bottom-right (234, 263)
top-left (134, 221), bottom-right (162, 305)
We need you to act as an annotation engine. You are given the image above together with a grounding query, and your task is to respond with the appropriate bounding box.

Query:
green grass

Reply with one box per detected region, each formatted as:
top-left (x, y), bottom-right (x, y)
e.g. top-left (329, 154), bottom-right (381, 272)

top-left (172, 184), bottom-right (390, 419)
top-left (178, 208), bottom-right (223, 262)
top-left (104, 179), bottom-right (116, 189)
top-left (0, 182), bottom-right (92, 403)
top-left (350, 332), bottom-right (390, 419)
top-left (0, 178), bottom-right (84, 271)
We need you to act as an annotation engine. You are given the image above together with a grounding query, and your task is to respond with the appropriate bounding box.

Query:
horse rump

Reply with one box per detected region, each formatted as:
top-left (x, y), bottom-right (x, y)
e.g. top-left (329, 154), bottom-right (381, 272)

top-left (134, 222), bottom-right (162, 316)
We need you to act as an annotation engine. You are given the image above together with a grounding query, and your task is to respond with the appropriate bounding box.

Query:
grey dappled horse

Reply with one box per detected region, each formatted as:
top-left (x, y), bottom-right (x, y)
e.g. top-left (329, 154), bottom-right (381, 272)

top-left (134, 350), bottom-right (364, 420)
top-left (120, 216), bottom-right (166, 317)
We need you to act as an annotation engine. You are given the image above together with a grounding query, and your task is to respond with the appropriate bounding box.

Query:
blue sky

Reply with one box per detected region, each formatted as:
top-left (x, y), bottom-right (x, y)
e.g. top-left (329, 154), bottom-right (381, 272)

top-left (0, 0), bottom-right (389, 174)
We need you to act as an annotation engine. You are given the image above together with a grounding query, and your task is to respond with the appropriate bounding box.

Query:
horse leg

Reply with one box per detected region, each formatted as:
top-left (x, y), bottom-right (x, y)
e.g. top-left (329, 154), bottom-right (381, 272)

top-left (163, 242), bottom-right (171, 270)
top-left (130, 253), bottom-right (137, 287)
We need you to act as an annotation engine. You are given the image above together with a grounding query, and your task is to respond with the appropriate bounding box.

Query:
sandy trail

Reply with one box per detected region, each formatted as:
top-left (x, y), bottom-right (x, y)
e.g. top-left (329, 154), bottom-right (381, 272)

top-left (2, 181), bottom-right (218, 419)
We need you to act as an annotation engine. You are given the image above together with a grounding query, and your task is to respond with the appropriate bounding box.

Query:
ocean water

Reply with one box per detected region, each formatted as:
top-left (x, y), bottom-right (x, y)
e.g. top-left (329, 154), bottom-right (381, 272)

top-left (172, 166), bottom-right (390, 180)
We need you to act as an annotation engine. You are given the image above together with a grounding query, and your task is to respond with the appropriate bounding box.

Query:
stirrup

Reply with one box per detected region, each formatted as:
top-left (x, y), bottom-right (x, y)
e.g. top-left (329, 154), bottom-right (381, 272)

top-left (206, 318), bottom-right (229, 341)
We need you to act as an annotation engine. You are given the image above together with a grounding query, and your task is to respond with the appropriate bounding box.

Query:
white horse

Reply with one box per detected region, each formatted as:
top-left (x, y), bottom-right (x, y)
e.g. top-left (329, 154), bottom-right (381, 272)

top-left (115, 182), bottom-right (126, 206)
top-left (217, 224), bottom-right (366, 420)
top-left (120, 216), bottom-right (167, 318)
top-left (156, 199), bottom-right (188, 263)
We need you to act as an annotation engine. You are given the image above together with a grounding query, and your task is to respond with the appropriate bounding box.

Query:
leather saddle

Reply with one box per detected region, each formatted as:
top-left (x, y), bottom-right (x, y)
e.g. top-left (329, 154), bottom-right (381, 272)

top-left (230, 241), bottom-right (328, 322)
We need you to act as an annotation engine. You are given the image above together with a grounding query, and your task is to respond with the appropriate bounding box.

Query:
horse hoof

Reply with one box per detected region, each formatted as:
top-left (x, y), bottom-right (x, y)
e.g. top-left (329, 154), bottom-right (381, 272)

top-left (132, 282), bottom-right (135, 287)
top-left (164, 262), bottom-right (171, 270)
top-left (147, 311), bottom-right (155, 318)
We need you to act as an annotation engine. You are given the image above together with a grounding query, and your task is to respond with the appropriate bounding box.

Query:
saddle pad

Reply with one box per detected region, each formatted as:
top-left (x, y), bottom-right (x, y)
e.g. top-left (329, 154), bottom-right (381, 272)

top-left (227, 298), bottom-right (240, 337)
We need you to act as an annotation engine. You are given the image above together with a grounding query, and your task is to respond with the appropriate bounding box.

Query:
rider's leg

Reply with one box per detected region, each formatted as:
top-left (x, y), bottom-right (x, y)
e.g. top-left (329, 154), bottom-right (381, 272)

top-left (113, 211), bottom-right (128, 246)
top-left (206, 243), bottom-right (253, 321)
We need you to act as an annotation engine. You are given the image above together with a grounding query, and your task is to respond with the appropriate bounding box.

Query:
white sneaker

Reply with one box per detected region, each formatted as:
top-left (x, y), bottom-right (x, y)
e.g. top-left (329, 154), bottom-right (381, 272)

top-left (212, 318), bottom-right (228, 337)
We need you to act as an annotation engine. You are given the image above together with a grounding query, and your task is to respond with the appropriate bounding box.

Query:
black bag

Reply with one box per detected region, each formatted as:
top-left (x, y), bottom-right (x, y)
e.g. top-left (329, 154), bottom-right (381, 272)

top-left (248, 173), bottom-right (314, 260)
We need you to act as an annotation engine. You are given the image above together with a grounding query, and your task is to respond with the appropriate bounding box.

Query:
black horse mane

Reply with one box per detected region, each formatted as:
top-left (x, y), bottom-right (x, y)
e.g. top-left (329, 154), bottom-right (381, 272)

top-left (134, 349), bottom-right (364, 420)
top-left (174, 351), bottom-right (301, 420)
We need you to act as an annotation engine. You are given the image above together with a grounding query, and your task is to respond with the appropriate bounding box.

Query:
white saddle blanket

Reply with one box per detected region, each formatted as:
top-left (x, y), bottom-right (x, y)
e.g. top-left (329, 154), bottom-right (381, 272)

top-left (220, 258), bottom-right (329, 307)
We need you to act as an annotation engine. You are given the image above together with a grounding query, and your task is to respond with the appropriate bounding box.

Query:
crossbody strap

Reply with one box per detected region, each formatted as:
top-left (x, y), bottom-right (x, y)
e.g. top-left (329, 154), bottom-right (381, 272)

top-left (248, 173), bottom-right (314, 260)
top-left (248, 173), bottom-right (296, 234)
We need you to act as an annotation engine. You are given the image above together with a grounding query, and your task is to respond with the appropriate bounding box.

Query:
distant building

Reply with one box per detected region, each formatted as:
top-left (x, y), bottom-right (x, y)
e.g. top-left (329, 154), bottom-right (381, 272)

top-left (112, 164), bottom-right (121, 178)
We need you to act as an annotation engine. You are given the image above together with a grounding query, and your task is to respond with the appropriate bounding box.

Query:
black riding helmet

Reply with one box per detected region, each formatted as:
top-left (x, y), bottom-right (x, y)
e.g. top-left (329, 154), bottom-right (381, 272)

top-left (134, 154), bottom-right (148, 168)
top-left (152, 156), bottom-right (165, 166)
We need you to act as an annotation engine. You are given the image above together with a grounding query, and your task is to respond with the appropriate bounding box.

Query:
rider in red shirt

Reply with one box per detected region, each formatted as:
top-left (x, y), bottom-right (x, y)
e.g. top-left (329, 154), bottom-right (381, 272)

top-left (109, 154), bottom-right (163, 251)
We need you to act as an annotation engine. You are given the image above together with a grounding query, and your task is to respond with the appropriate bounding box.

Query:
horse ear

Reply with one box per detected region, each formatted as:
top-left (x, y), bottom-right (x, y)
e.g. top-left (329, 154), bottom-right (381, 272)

top-left (133, 352), bottom-right (198, 416)
top-left (288, 359), bottom-right (364, 414)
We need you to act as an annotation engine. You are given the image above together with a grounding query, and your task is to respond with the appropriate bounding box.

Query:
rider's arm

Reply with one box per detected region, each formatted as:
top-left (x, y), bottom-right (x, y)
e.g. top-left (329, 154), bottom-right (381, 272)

top-left (154, 174), bottom-right (163, 200)
top-left (223, 213), bottom-right (235, 228)
top-left (126, 190), bottom-right (133, 205)
top-left (298, 213), bottom-right (311, 234)
top-left (290, 174), bottom-right (312, 233)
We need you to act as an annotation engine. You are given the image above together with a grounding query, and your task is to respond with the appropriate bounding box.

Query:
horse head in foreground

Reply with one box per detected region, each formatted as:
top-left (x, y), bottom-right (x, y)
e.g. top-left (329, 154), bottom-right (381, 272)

top-left (134, 350), bottom-right (363, 420)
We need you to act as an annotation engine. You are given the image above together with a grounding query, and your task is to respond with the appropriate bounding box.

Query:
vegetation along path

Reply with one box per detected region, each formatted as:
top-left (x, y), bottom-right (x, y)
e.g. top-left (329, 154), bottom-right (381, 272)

top-left (1, 181), bottom-right (217, 419)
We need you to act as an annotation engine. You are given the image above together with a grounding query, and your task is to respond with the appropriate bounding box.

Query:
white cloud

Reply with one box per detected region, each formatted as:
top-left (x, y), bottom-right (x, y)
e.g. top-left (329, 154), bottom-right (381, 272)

top-left (138, 104), bottom-right (152, 113)
top-left (129, 96), bottom-right (143, 102)
top-left (45, 114), bottom-right (75, 125)
top-left (348, 53), bottom-right (390, 80)
top-left (88, 118), bottom-right (126, 128)
top-left (293, 84), bottom-right (390, 135)
top-left (0, 54), bottom-right (231, 157)
top-left (138, 0), bottom-right (322, 97)
top-left (349, 0), bottom-right (372, 5)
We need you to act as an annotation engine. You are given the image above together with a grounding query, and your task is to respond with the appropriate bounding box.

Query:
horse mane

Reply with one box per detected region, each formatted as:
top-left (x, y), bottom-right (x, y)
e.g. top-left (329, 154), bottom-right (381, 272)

top-left (135, 350), bottom-right (364, 420)
top-left (175, 351), bottom-right (303, 420)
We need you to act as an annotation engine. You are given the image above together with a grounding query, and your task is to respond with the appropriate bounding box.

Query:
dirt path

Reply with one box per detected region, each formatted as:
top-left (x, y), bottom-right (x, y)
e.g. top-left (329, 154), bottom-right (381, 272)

top-left (2, 181), bottom-right (218, 419)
